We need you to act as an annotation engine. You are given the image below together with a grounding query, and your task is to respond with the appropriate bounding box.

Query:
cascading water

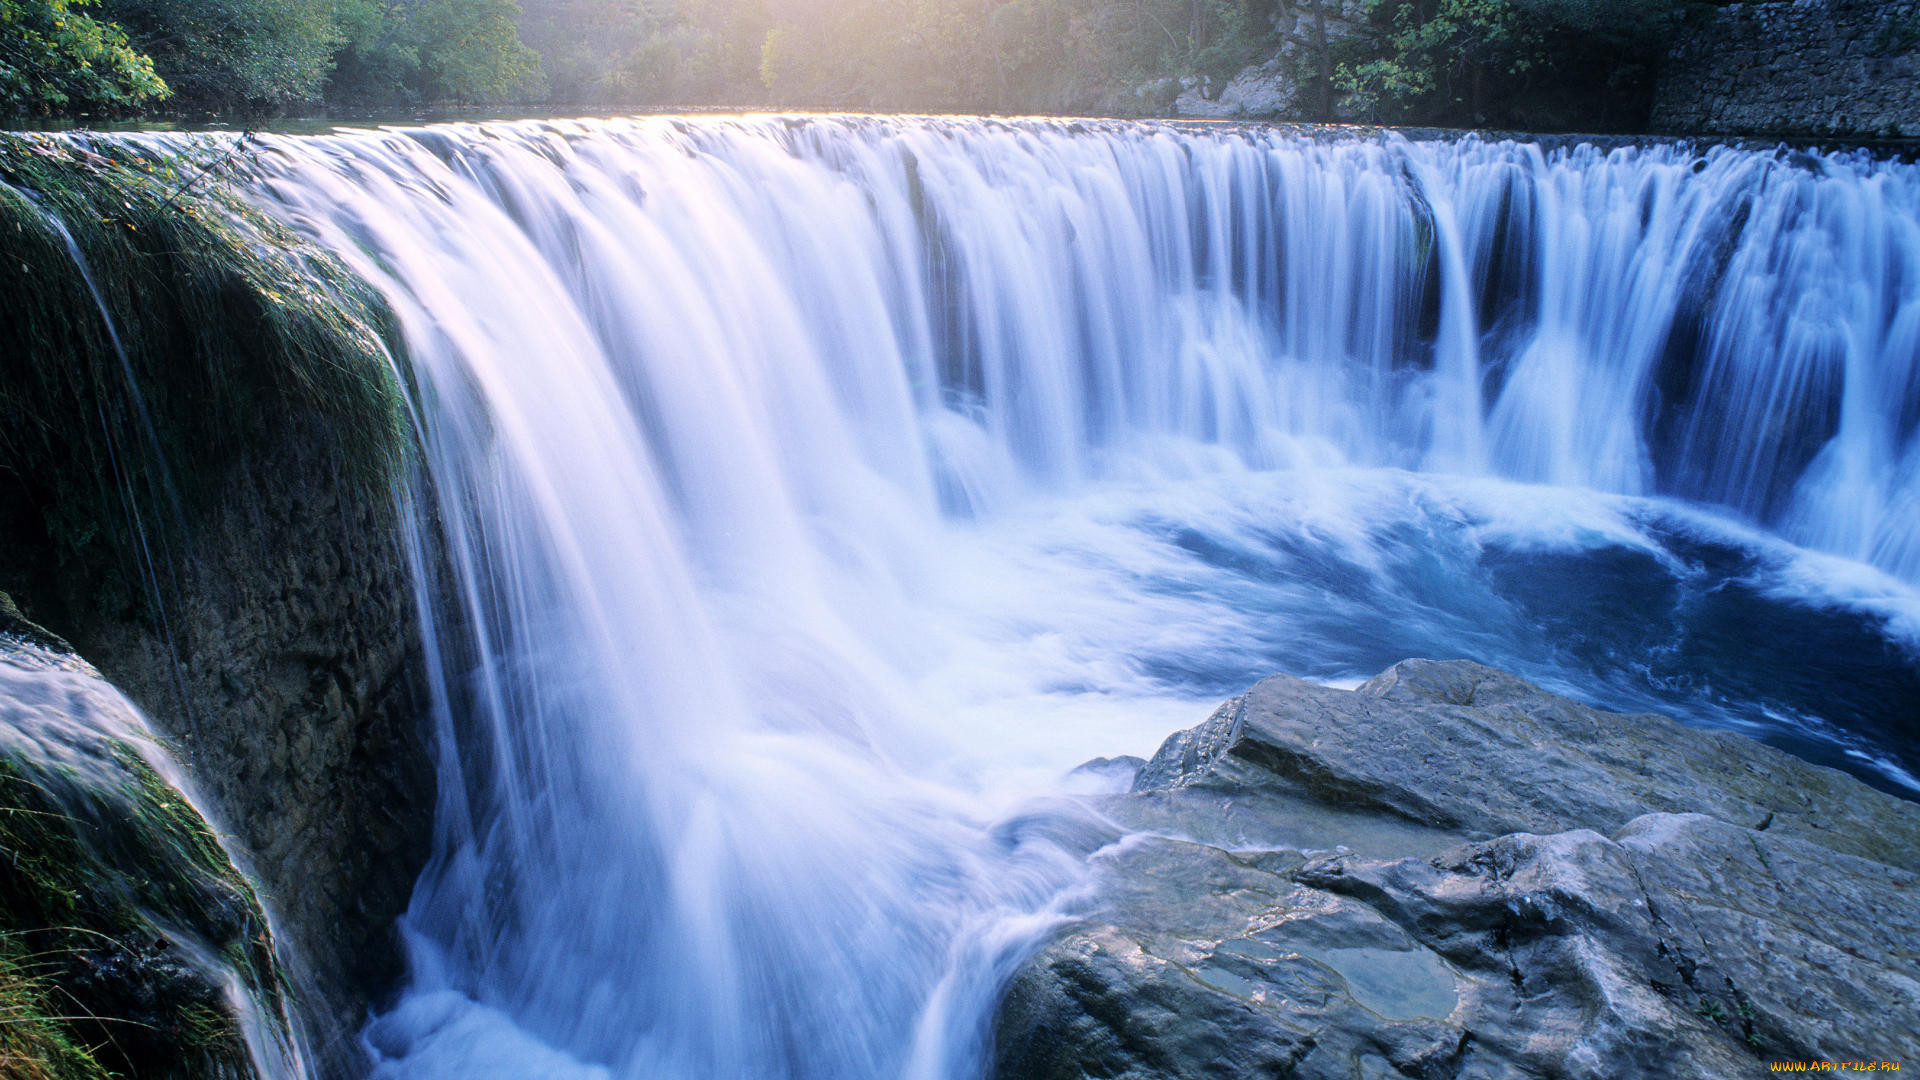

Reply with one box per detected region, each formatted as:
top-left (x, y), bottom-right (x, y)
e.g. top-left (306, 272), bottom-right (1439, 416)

top-left (165, 116), bottom-right (1920, 1077)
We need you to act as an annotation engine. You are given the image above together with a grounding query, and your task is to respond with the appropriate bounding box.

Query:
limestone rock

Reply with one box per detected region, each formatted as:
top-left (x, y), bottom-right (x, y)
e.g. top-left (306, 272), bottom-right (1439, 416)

top-left (1135, 660), bottom-right (1915, 870)
top-left (4, 409), bottom-right (437, 1069)
top-left (1169, 1), bottom-right (1371, 122)
top-left (1173, 58), bottom-right (1301, 121)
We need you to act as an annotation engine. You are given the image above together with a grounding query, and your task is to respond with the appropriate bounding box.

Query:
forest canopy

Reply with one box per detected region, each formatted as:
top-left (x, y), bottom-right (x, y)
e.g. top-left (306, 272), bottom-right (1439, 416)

top-left (1, 0), bottom-right (1698, 130)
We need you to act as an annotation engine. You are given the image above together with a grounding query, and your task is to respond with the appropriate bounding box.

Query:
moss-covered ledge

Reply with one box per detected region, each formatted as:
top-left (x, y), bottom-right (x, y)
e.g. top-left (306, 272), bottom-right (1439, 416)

top-left (0, 133), bottom-right (437, 1072)
top-left (1, 628), bottom-right (291, 1080)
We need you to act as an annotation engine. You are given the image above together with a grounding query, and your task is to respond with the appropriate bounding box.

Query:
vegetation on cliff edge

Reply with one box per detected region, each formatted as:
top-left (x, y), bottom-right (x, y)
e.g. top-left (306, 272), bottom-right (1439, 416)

top-left (0, 133), bottom-right (408, 634)
top-left (0, 0), bottom-right (1726, 132)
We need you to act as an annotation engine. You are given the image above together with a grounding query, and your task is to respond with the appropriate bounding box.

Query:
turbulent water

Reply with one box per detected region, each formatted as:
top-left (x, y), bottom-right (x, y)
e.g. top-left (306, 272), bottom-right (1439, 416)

top-left (175, 116), bottom-right (1920, 1078)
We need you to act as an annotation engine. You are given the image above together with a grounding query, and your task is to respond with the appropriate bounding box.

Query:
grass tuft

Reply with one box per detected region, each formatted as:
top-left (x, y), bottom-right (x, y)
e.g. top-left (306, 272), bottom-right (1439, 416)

top-left (0, 935), bottom-right (114, 1080)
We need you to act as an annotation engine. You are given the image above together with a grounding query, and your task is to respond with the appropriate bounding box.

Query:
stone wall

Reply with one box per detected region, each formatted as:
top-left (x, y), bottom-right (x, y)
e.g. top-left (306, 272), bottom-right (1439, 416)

top-left (1652, 0), bottom-right (1920, 139)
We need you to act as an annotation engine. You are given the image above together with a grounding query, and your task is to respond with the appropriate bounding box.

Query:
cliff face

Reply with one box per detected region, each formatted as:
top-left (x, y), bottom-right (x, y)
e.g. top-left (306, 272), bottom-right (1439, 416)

top-left (66, 411), bottom-right (437, 1067)
top-left (1652, 0), bottom-right (1920, 139)
top-left (1166, 0), bottom-right (1372, 122)
top-left (0, 135), bottom-right (436, 1070)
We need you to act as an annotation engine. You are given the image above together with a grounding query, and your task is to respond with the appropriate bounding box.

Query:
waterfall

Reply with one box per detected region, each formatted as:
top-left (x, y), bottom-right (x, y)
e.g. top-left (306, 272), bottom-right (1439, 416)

top-left (173, 116), bottom-right (1920, 1077)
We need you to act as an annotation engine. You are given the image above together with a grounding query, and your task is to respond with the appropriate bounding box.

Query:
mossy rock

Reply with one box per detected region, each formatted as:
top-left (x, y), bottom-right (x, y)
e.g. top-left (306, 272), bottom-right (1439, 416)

top-left (0, 132), bottom-right (409, 633)
top-left (1, 640), bottom-right (289, 1080)
top-left (0, 591), bottom-right (71, 655)
top-left (0, 135), bottom-right (438, 1054)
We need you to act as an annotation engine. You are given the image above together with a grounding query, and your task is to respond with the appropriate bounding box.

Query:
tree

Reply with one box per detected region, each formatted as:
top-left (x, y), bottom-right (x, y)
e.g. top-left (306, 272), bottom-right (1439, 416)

top-left (609, 0), bottom-right (769, 107)
top-left (0, 0), bottom-right (167, 112)
top-left (517, 0), bottom-right (652, 103)
top-left (1268, 0), bottom-right (1338, 120)
top-left (759, 0), bottom-right (989, 109)
top-left (1335, 0), bottom-right (1693, 129)
top-left (99, 0), bottom-right (338, 111)
top-left (330, 0), bottom-right (543, 106)
top-left (411, 0), bottom-right (542, 100)
top-left (983, 0), bottom-right (1279, 116)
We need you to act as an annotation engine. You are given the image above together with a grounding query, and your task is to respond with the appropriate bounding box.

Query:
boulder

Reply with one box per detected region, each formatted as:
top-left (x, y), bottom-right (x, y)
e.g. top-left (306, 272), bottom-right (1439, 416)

top-left (1173, 58), bottom-right (1301, 122)
top-left (995, 660), bottom-right (1920, 1079)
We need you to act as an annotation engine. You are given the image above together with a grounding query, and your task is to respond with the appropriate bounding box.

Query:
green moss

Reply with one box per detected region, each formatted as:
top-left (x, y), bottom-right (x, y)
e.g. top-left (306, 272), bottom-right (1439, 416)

top-left (0, 738), bottom-right (283, 1079)
top-left (0, 132), bottom-right (409, 629)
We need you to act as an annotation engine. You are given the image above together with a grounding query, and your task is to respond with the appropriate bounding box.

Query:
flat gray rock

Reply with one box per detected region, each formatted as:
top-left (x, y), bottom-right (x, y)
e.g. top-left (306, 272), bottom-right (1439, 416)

top-left (1135, 659), bottom-right (1915, 870)
top-left (997, 660), bottom-right (1920, 1080)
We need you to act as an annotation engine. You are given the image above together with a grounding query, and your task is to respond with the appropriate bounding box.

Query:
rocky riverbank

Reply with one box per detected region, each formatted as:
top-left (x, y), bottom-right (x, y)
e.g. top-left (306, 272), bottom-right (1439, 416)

top-left (996, 660), bottom-right (1920, 1079)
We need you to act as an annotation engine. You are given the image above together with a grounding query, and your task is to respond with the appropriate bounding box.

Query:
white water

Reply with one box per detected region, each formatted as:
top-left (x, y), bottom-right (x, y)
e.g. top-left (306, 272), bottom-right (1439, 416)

top-left (199, 116), bottom-right (1920, 1078)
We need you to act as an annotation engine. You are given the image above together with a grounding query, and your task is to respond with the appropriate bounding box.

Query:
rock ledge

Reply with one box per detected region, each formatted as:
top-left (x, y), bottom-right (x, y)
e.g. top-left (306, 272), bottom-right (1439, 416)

top-left (995, 660), bottom-right (1920, 1080)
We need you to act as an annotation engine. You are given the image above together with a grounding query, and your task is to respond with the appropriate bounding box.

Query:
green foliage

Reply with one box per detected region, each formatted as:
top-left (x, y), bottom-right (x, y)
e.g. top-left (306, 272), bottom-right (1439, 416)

top-left (517, 0), bottom-right (660, 104)
top-left (0, 0), bottom-right (1729, 124)
top-left (757, 0), bottom-right (986, 109)
top-left (585, 0), bottom-right (772, 107)
top-left (332, 0), bottom-right (544, 105)
top-left (1334, 0), bottom-right (1693, 129)
top-left (507, 0), bottom-right (1694, 123)
top-left (411, 0), bottom-right (543, 100)
top-left (1335, 0), bottom-right (1516, 120)
top-left (963, 0), bottom-right (1280, 114)
top-left (0, 0), bottom-right (167, 113)
top-left (97, 0), bottom-right (339, 112)
top-left (7, 0), bottom-right (550, 115)
top-left (0, 134), bottom-right (407, 630)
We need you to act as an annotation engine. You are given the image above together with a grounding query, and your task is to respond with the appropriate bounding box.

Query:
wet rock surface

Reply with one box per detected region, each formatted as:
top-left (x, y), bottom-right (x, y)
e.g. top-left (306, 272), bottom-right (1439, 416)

top-left (80, 414), bottom-right (436, 1066)
top-left (2, 410), bottom-right (436, 1069)
top-left (995, 660), bottom-right (1920, 1079)
top-left (0, 142), bottom-right (437, 1072)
